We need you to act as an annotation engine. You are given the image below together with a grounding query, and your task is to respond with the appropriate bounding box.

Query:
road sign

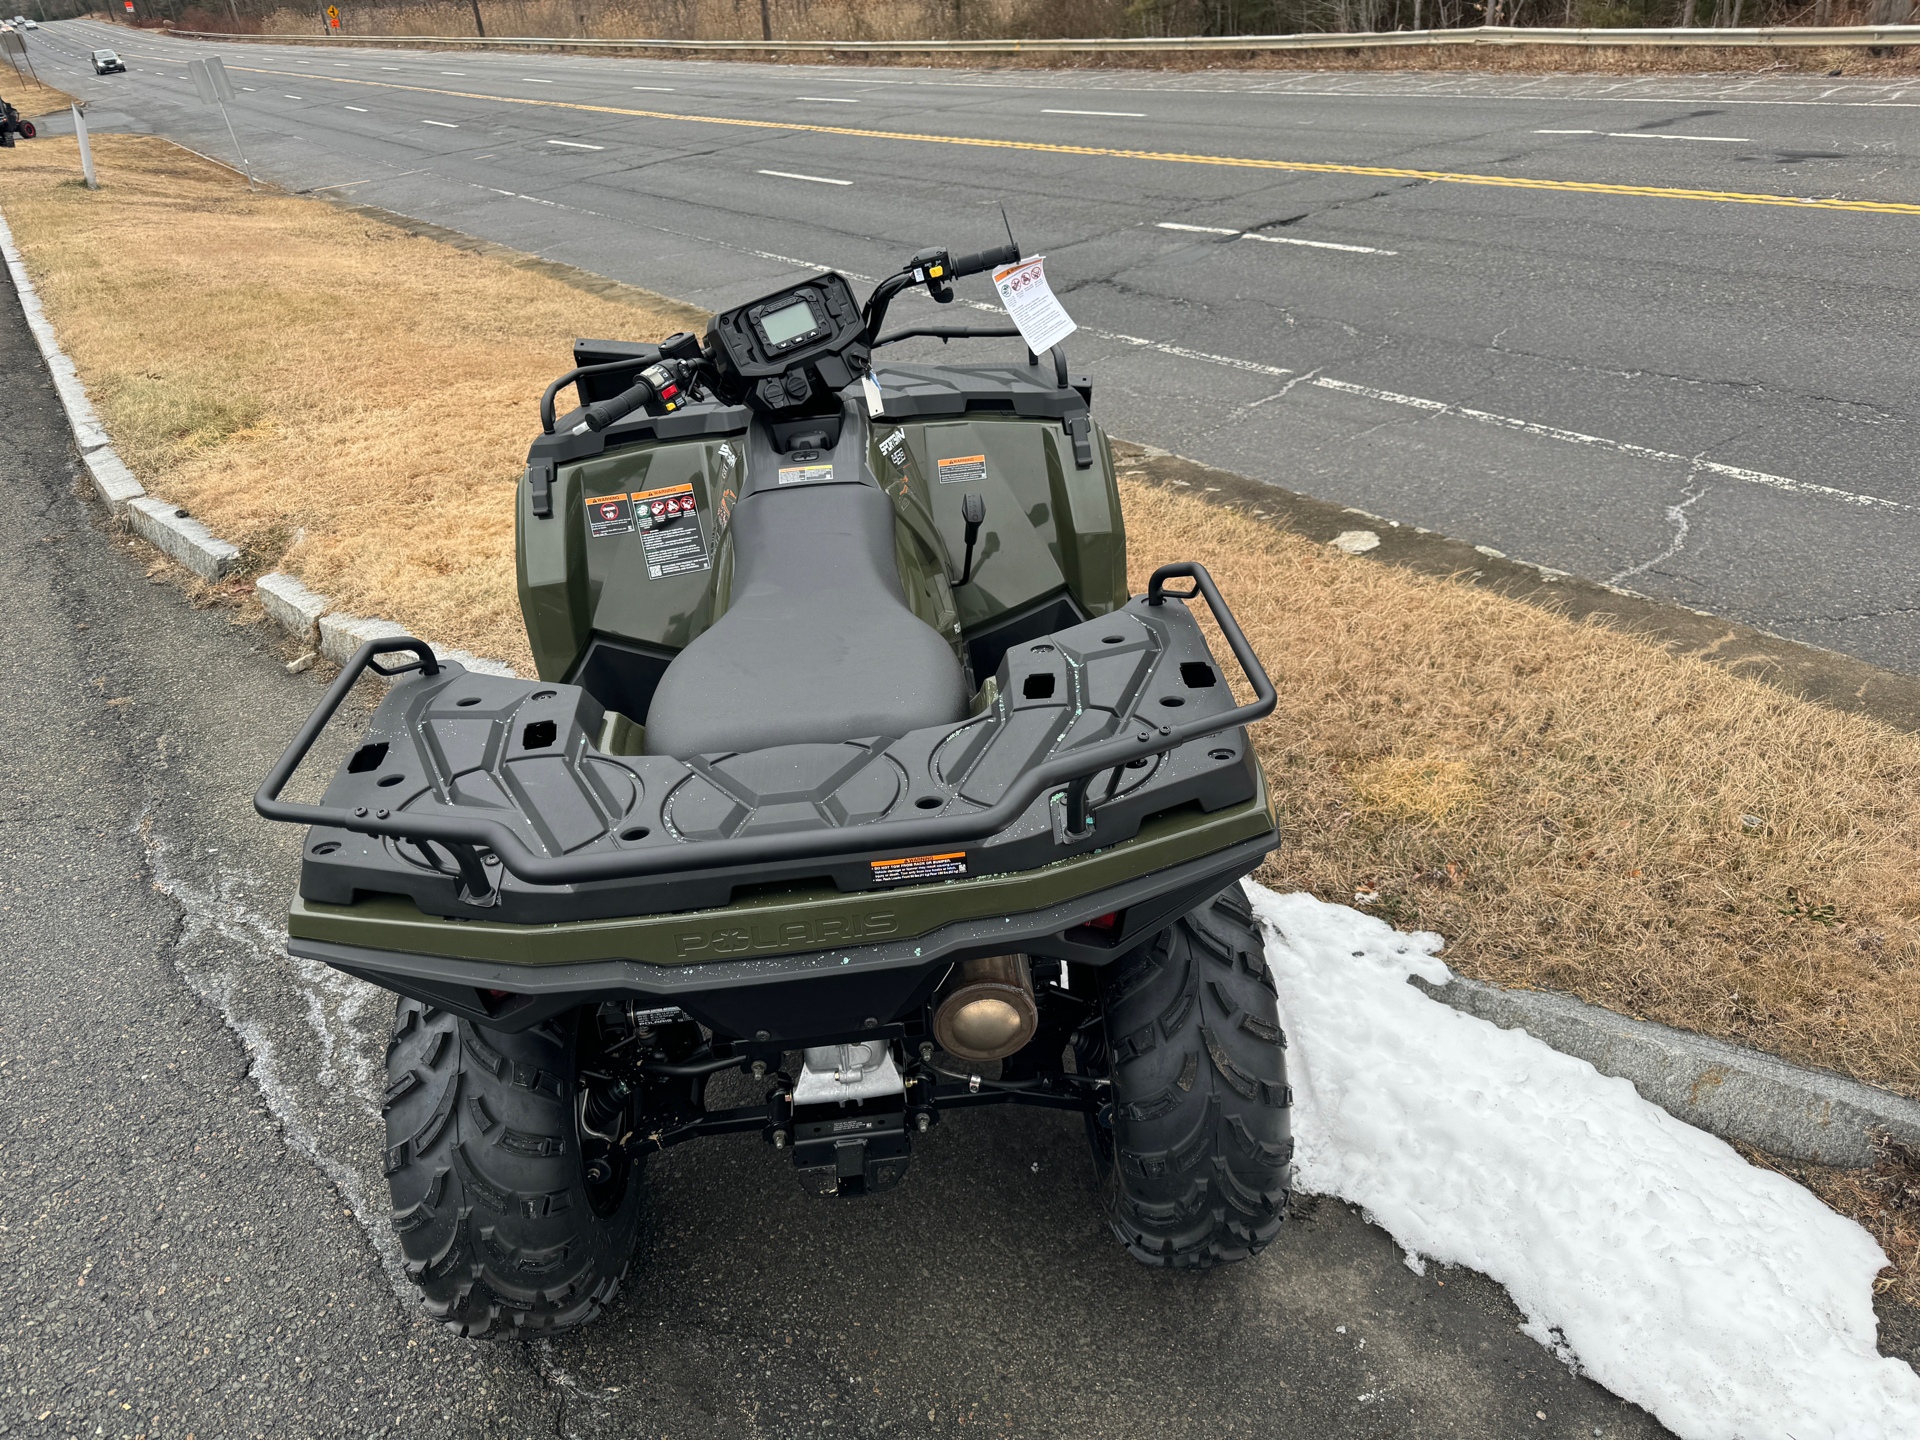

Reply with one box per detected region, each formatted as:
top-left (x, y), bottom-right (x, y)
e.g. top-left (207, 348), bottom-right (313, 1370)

top-left (123, 1), bottom-right (132, 9)
top-left (185, 55), bottom-right (253, 191)
top-left (325, 5), bottom-right (339, 26)
top-left (189, 55), bottom-right (235, 104)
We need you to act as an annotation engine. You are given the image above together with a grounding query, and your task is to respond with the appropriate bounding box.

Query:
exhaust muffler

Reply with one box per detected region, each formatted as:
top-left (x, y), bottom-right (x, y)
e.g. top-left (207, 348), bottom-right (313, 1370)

top-left (932, 954), bottom-right (1038, 1062)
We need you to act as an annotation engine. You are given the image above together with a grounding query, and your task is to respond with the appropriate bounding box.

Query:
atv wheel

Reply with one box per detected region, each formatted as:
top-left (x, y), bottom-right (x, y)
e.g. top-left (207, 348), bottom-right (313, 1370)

top-left (17, 120), bottom-right (34, 140)
top-left (1090, 883), bottom-right (1293, 1268)
top-left (382, 999), bottom-right (642, 1336)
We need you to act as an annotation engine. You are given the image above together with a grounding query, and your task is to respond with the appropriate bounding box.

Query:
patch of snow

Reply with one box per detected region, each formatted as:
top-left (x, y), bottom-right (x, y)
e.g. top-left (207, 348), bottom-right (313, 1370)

top-left (1247, 881), bottom-right (1919, 1441)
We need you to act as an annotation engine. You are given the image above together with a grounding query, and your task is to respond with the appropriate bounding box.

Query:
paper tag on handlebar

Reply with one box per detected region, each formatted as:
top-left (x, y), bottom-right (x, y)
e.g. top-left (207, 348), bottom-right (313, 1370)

top-left (992, 255), bottom-right (1077, 355)
top-left (861, 373), bottom-right (885, 419)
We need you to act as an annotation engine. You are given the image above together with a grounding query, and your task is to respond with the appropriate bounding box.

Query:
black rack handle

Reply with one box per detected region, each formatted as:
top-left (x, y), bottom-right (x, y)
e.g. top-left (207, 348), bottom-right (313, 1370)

top-left (253, 564), bottom-right (1276, 895)
top-left (1147, 561), bottom-right (1277, 715)
top-left (256, 636), bottom-right (442, 822)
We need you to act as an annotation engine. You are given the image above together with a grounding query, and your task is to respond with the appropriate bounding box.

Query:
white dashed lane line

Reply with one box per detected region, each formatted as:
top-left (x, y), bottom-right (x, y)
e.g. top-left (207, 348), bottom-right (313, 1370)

top-left (1044, 108), bottom-right (1146, 117)
top-left (1535, 129), bottom-right (1751, 142)
top-left (758, 169), bottom-right (852, 186)
top-left (283, 94), bottom-right (302, 100)
top-left (423, 119), bottom-right (458, 128)
top-left (1156, 221), bottom-right (1396, 256)
top-left (796, 96), bottom-right (860, 103)
top-left (547, 139), bottom-right (603, 149)
top-left (520, 77), bottom-right (552, 83)
top-left (344, 105), bottom-right (367, 112)
top-left (631, 85), bottom-right (674, 91)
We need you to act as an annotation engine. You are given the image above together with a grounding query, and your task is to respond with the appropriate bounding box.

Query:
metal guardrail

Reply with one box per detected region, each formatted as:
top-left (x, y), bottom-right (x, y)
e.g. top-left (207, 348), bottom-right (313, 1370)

top-left (163, 23), bottom-right (1921, 53)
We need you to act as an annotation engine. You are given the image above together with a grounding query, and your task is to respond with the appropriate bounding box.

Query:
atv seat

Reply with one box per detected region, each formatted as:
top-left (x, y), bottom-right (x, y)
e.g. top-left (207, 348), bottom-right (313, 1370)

top-left (642, 480), bottom-right (969, 758)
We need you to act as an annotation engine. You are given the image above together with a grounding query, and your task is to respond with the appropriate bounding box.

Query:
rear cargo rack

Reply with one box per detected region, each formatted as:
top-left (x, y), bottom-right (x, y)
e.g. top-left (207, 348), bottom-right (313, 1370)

top-left (255, 562), bottom-right (1274, 902)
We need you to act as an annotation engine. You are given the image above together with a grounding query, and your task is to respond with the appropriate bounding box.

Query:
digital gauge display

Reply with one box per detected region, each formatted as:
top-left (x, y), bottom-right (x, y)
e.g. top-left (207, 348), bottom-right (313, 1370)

top-left (758, 298), bottom-right (819, 347)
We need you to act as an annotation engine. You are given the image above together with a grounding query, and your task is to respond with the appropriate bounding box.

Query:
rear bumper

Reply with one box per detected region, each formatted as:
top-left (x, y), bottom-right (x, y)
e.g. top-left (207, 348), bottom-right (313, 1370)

top-left (288, 787), bottom-right (1277, 1042)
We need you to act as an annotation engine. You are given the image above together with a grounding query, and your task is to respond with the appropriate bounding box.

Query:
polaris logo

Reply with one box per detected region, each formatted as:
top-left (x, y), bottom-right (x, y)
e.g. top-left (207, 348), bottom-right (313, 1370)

top-left (675, 911), bottom-right (898, 960)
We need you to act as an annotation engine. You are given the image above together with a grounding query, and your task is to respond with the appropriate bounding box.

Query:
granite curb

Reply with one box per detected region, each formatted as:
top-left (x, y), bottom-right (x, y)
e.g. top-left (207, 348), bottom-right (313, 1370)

top-left (1414, 974), bottom-right (1918, 1168)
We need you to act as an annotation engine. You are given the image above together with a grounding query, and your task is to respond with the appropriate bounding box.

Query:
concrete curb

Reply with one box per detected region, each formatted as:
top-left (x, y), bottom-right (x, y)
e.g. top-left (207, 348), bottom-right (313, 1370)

top-left (1415, 974), bottom-right (1919, 1168)
top-left (83, 448), bottom-right (145, 516)
top-left (318, 612), bottom-right (412, 666)
top-left (127, 497), bottom-right (241, 580)
top-left (255, 572), bottom-right (328, 645)
top-left (0, 210), bottom-right (122, 465)
top-left (0, 202), bottom-right (517, 687)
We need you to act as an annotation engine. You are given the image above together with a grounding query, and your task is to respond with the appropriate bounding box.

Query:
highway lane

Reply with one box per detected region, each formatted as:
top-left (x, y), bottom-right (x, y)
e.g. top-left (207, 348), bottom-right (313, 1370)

top-left (17, 20), bottom-right (1921, 671)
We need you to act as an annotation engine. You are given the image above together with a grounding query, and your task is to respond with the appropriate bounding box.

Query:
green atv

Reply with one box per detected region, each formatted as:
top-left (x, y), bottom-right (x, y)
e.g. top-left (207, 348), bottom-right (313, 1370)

top-left (257, 239), bottom-right (1293, 1336)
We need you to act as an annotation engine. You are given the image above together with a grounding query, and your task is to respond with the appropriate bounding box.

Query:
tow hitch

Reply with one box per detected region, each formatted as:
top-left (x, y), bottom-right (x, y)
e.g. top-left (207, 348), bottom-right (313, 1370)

top-left (781, 1042), bottom-right (914, 1197)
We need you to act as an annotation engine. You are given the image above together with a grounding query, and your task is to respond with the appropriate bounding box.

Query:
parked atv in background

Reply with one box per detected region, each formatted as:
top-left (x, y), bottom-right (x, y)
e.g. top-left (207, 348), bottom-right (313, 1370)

top-left (0, 96), bottom-right (35, 147)
top-left (258, 238), bottom-right (1294, 1337)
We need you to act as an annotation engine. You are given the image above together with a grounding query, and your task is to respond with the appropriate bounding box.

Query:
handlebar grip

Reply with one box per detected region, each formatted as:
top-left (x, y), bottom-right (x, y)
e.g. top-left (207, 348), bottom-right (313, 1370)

top-left (949, 241), bottom-right (1021, 279)
top-left (578, 378), bottom-right (655, 432)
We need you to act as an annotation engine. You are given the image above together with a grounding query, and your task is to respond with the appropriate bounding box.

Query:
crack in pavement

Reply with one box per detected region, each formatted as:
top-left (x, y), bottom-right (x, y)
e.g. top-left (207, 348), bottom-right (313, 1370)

top-left (1608, 464), bottom-right (1712, 587)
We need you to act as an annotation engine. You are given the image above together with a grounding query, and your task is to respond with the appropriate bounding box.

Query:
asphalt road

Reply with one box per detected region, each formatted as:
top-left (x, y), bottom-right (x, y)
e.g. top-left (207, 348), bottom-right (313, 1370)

top-left (15, 20), bottom-right (1921, 672)
top-left (0, 269), bottom-right (1679, 1437)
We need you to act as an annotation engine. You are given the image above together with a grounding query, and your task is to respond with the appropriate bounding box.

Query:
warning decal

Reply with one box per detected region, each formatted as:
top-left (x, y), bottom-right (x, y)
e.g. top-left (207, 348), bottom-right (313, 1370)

top-left (869, 852), bottom-right (968, 885)
top-left (632, 481), bottom-right (712, 580)
top-left (584, 492), bottom-right (635, 539)
top-left (778, 464), bottom-right (835, 487)
top-left (936, 455), bottom-right (987, 485)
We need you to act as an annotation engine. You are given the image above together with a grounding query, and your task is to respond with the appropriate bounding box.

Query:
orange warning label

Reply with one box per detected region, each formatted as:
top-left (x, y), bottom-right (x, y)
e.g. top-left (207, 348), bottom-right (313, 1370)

top-left (936, 454), bottom-right (987, 485)
top-left (869, 852), bottom-right (968, 885)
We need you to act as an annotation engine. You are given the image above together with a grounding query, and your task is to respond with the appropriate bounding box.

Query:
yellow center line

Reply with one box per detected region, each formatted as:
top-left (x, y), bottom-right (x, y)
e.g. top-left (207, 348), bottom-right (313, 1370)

top-left (228, 65), bottom-right (1920, 215)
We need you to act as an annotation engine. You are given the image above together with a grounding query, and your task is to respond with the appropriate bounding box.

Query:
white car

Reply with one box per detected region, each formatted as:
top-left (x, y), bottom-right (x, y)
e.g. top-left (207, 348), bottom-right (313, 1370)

top-left (21, 17), bottom-right (38, 28)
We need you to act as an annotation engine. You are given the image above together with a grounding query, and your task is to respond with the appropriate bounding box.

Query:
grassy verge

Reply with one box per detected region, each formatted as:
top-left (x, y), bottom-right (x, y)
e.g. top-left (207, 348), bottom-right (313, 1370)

top-left (2, 140), bottom-right (1916, 1303)
top-left (3, 73), bottom-right (78, 119)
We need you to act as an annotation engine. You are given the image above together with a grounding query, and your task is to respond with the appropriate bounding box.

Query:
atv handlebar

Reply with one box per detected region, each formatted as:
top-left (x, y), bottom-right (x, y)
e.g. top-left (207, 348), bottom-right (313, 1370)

top-left (949, 241), bottom-right (1021, 279)
top-left (255, 563), bottom-right (1276, 899)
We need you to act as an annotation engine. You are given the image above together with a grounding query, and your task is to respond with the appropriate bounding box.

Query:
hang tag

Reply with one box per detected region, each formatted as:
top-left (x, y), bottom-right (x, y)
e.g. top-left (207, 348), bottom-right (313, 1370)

top-left (861, 372), bottom-right (886, 419)
top-left (992, 255), bottom-right (1078, 356)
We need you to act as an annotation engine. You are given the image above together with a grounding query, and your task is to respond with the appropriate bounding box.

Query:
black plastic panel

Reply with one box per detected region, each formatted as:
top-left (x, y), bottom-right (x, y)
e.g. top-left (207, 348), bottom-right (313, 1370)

top-left (868, 362), bottom-right (1092, 422)
top-left (297, 601), bottom-right (1260, 925)
top-left (567, 634), bottom-right (677, 726)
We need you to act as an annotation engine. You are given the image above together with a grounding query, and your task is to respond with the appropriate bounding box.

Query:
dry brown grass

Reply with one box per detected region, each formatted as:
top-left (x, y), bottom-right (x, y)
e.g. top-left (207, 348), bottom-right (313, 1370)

top-left (2, 133), bottom-right (1914, 1103)
top-left (1118, 483), bottom-right (1918, 1097)
top-left (3, 72), bottom-right (79, 119)
top-left (0, 133), bottom-right (694, 674)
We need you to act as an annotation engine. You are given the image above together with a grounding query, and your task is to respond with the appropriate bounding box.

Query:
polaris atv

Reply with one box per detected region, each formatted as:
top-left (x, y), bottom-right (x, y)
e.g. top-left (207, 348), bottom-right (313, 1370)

top-left (257, 238), bottom-right (1294, 1337)
top-left (0, 95), bottom-right (35, 147)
